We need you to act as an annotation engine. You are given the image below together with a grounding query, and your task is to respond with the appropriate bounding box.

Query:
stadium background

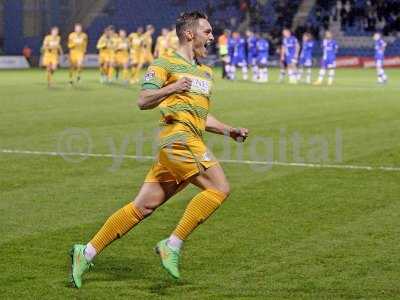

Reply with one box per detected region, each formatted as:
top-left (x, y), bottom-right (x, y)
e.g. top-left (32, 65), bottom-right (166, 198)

top-left (1, 0), bottom-right (400, 67)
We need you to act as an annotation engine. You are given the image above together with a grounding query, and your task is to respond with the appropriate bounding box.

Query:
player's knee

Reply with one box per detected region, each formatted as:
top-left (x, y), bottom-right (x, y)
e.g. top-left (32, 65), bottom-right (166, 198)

top-left (141, 205), bottom-right (156, 217)
top-left (214, 182), bottom-right (231, 198)
top-left (132, 201), bottom-right (155, 217)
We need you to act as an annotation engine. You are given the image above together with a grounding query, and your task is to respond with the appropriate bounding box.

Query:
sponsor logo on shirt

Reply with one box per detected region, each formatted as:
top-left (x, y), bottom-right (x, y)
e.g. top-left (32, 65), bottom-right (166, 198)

top-left (190, 77), bottom-right (211, 95)
top-left (144, 70), bottom-right (155, 81)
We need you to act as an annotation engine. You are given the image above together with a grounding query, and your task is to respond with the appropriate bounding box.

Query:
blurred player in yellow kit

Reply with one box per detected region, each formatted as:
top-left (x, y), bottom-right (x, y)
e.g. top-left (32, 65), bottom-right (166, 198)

top-left (154, 28), bottom-right (169, 58)
top-left (41, 26), bottom-right (62, 87)
top-left (115, 29), bottom-right (130, 83)
top-left (68, 23), bottom-right (88, 85)
top-left (128, 27), bottom-right (144, 84)
top-left (97, 26), bottom-right (117, 83)
top-left (140, 24), bottom-right (155, 65)
top-left (167, 25), bottom-right (179, 55)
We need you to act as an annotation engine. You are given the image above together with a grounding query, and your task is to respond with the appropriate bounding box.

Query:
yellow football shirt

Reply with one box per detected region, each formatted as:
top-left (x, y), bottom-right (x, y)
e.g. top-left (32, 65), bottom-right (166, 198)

top-left (141, 52), bottom-right (213, 146)
top-left (115, 36), bottom-right (130, 53)
top-left (96, 34), bottom-right (116, 51)
top-left (167, 32), bottom-right (179, 54)
top-left (96, 34), bottom-right (107, 50)
top-left (129, 32), bottom-right (143, 62)
top-left (68, 32), bottom-right (88, 53)
top-left (155, 35), bottom-right (168, 57)
top-left (42, 35), bottom-right (61, 55)
top-left (129, 33), bottom-right (143, 51)
top-left (142, 32), bottom-right (153, 52)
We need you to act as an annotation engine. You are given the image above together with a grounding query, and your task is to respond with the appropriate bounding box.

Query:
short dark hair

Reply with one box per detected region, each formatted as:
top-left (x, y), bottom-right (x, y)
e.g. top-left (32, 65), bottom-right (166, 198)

top-left (176, 11), bottom-right (208, 41)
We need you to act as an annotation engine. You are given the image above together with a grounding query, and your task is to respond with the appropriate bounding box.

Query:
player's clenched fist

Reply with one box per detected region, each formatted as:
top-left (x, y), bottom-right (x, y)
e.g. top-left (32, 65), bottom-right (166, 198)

top-left (229, 127), bottom-right (249, 143)
top-left (172, 77), bottom-right (192, 93)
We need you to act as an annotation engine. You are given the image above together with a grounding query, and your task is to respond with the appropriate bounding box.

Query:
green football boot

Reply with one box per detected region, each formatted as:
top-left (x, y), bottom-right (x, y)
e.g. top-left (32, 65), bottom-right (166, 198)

top-left (155, 239), bottom-right (181, 279)
top-left (69, 244), bottom-right (93, 288)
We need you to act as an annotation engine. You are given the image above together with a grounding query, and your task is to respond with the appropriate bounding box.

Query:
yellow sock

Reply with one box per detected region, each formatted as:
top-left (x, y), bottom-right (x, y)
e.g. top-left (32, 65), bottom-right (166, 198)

top-left (69, 68), bottom-right (74, 81)
top-left (130, 67), bottom-right (136, 82)
top-left (90, 203), bottom-right (144, 254)
top-left (173, 189), bottom-right (227, 240)
top-left (108, 66), bottom-right (114, 80)
top-left (47, 69), bottom-right (53, 85)
top-left (100, 65), bottom-right (107, 77)
top-left (76, 66), bottom-right (82, 79)
top-left (131, 66), bottom-right (140, 82)
top-left (122, 68), bottom-right (129, 81)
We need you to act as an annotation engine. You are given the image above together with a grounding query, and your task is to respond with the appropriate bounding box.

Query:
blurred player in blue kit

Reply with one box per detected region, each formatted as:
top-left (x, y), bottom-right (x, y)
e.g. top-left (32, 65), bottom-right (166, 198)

top-left (297, 32), bottom-right (314, 84)
top-left (255, 33), bottom-right (269, 83)
top-left (314, 31), bottom-right (338, 86)
top-left (373, 32), bottom-right (388, 84)
top-left (246, 30), bottom-right (258, 81)
top-left (281, 28), bottom-right (300, 84)
top-left (226, 32), bottom-right (248, 80)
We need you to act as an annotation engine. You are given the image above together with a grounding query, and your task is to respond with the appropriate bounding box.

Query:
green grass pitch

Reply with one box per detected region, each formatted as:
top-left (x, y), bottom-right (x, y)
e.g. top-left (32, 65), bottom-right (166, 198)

top-left (1, 68), bottom-right (400, 299)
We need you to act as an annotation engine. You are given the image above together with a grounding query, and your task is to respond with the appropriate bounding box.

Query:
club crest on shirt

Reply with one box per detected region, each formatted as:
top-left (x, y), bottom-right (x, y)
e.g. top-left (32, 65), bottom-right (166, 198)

top-left (204, 71), bottom-right (212, 79)
top-left (144, 70), bottom-right (155, 81)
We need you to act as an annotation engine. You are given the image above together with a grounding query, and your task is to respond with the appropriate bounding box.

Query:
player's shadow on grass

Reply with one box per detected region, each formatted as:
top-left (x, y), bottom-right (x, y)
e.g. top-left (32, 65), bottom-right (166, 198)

top-left (83, 255), bottom-right (189, 293)
top-left (90, 256), bottom-right (149, 282)
top-left (149, 279), bottom-right (189, 296)
top-left (70, 85), bottom-right (94, 92)
top-left (105, 81), bottom-right (135, 90)
top-left (33, 82), bottom-right (68, 91)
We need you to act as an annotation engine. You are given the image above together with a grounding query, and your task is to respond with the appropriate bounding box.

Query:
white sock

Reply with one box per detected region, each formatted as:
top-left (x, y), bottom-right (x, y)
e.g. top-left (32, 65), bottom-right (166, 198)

top-left (84, 243), bottom-right (97, 261)
top-left (377, 68), bottom-right (387, 82)
top-left (306, 68), bottom-right (312, 83)
top-left (225, 64), bottom-right (231, 77)
top-left (293, 69), bottom-right (298, 83)
top-left (242, 65), bottom-right (248, 80)
top-left (259, 68), bottom-right (264, 81)
top-left (298, 68), bottom-right (303, 81)
top-left (328, 69), bottom-right (335, 84)
top-left (318, 69), bottom-right (326, 81)
top-left (167, 234), bottom-right (183, 252)
top-left (231, 66), bottom-right (236, 80)
top-left (288, 69), bottom-right (297, 83)
top-left (279, 69), bottom-right (285, 81)
top-left (252, 65), bottom-right (258, 80)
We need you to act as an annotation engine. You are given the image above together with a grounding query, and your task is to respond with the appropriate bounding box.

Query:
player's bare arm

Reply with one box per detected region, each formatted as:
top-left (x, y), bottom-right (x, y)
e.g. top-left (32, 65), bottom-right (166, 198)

top-left (205, 114), bottom-right (249, 142)
top-left (137, 76), bottom-right (192, 110)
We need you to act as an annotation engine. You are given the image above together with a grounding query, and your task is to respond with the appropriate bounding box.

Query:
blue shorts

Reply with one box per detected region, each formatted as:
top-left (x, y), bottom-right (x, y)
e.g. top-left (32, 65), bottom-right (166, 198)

top-left (257, 54), bottom-right (268, 66)
top-left (247, 53), bottom-right (258, 66)
top-left (285, 55), bottom-right (297, 65)
top-left (232, 56), bottom-right (247, 66)
top-left (299, 57), bottom-right (312, 67)
top-left (321, 58), bottom-right (336, 69)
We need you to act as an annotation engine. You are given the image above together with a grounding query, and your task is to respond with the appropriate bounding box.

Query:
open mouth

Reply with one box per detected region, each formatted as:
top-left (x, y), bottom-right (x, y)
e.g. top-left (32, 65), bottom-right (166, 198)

top-left (204, 41), bottom-right (212, 51)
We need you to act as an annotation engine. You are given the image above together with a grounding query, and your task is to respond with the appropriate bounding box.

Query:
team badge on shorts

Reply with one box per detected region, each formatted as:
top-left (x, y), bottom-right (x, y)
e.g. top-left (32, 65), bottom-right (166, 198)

top-left (144, 70), bottom-right (155, 81)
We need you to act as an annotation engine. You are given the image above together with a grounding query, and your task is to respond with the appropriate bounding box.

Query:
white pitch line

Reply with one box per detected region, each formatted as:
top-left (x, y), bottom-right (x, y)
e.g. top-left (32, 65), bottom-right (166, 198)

top-left (1, 148), bottom-right (400, 172)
